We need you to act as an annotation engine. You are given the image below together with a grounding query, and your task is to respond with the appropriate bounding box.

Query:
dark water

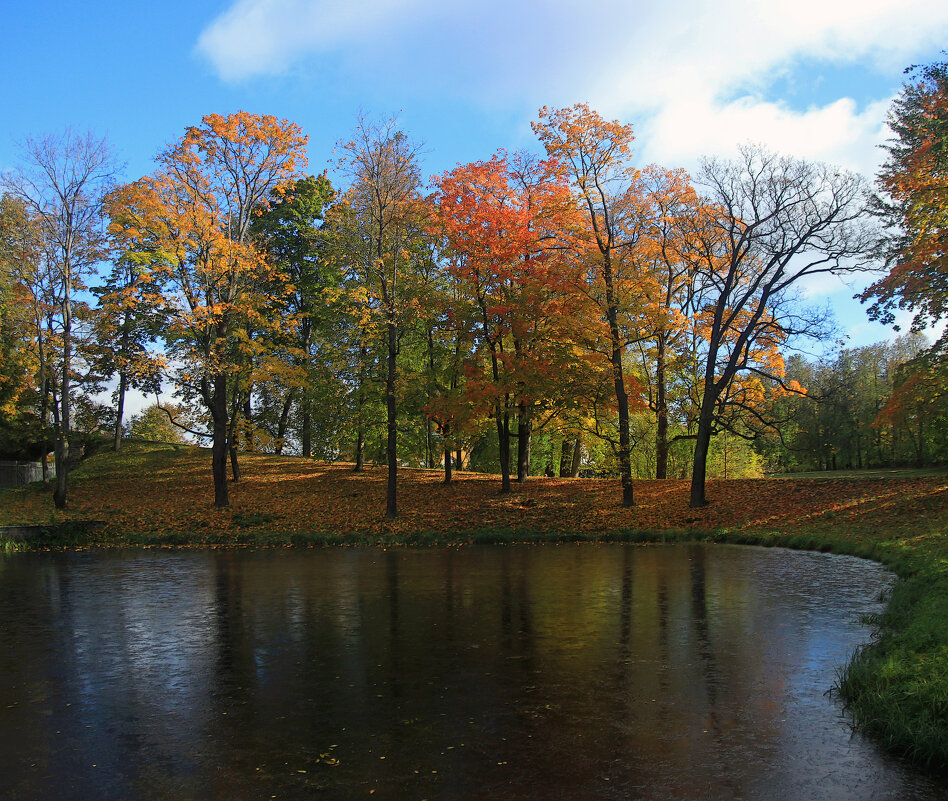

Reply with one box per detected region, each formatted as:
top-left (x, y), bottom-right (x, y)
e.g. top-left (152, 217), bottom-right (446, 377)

top-left (0, 544), bottom-right (945, 800)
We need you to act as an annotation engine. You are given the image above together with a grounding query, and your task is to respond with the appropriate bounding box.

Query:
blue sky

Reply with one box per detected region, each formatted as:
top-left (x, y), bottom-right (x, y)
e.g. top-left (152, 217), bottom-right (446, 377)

top-left (3, 0), bottom-right (947, 352)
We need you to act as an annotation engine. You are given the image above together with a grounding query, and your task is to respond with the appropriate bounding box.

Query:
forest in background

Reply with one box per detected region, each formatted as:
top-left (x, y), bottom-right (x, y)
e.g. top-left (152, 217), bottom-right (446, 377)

top-left (0, 59), bottom-right (945, 514)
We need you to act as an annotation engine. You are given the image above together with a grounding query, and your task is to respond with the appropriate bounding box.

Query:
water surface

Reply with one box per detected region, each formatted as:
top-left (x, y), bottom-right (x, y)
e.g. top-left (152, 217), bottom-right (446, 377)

top-left (0, 544), bottom-right (945, 800)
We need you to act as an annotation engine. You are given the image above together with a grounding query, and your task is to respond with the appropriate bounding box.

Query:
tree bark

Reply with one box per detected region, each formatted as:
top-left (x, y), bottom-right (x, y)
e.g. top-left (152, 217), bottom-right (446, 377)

top-left (570, 436), bottom-right (582, 478)
top-left (228, 384), bottom-right (241, 482)
top-left (602, 254), bottom-right (634, 506)
top-left (113, 370), bottom-right (127, 452)
top-left (443, 423), bottom-right (453, 485)
top-left (385, 315), bottom-right (398, 519)
top-left (354, 344), bottom-right (367, 472)
top-left (689, 404), bottom-right (714, 508)
top-left (301, 397), bottom-right (312, 458)
top-left (425, 417), bottom-right (434, 469)
top-left (559, 438), bottom-right (572, 477)
top-left (113, 312), bottom-right (131, 452)
top-left (53, 292), bottom-right (72, 510)
top-left (516, 403), bottom-right (531, 482)
top-left (496, 406), bottom-right (511, 493)
top-left (655, 338), bottom-right (669, 479)
top-left (211, 374), bottom-right (229, 507)
top-left (229, 442), bottom-right (241, 482)
top-left (276, 388), bottom-right (295, 455)
top-left (241, 388), bottom-right (254, 453)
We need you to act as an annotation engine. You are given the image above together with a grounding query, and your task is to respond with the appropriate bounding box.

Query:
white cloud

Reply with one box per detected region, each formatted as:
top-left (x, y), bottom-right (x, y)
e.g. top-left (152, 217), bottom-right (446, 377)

top-left (196, 0), bottom-right (429, 81)
top-left (195, 0), bottom-right (948, 174)
top-left (637, 95), bottom-right (892, 175)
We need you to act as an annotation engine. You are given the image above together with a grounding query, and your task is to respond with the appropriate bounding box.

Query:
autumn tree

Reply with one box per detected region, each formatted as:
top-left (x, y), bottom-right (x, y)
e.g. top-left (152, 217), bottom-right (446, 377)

top-left (687, 145), bottom-right (872, 507)
top-left (619, 166), bottom-right (706, 479)
top-left (337, 115), bottom-right (424, 518)
top-left (2, 130), bottom-right (118, 507)
top-left (432, 152), bottom-right (579, 492)
top-left (0, 195), bottom-right (57, 470)
top-left (876, 346), bottom-right (948, 466)
top-left (0, 196), bottom-right (39, 424)
top-left (533, 105), bottom-right (645, 506)
top-left (108, 112), bottom-right (307, 507)
top-left (861, 59), bottom-right (948, 338)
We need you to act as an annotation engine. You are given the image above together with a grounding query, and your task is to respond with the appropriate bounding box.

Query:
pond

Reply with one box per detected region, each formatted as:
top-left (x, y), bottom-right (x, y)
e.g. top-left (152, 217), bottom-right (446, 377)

top-left (0, 543), bottom-right (945, 800)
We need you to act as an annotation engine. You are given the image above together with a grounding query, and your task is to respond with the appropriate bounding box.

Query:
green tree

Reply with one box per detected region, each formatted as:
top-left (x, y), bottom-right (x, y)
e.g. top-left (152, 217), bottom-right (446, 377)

top-left (250, 173), bottom-right (338, 455)
top-left (337, 115), bottom-right (424, 518)
top-left (127, 403), bottom-right (189, 444)
top-left (90, 256), bottom-right (165, 451)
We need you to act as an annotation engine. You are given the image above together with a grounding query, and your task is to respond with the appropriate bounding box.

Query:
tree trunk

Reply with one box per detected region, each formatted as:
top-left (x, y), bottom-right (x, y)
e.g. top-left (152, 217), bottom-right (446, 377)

top-left (425, 417), bottom-right (434, 469)
top-left (242, 388), bottom-right (254, 453)
top-left (455, 448), bottom-right (462, 472)
top-left (53, 434), bottom-right (68, 509)
top-left (516, 403), bottom-right (531, 482)
top-left (689, 405), bottom-right (714, 508)
top-left (603, 254), bottom-right (633, 506)
top-left (211, 373), bottom-right (229, 507)
top-left (655, 338), bottom-right (668, 479)
top-left (496, 406), bottom-right (511, 493)
top-left (559, 438), bottom-right (572, 477)
top-left (53, 303), bottom-right (72, 509)
top-left (301, 397), bottom-right (312, 458)
top-left (443, 423), bottom-right (453, 485)
top-left (570, 436), bottom-right (582, 478)
top-left (229, 442), bottom-right (241, 482)
top-left (276, 389), bottom-right (296, 456)
top-left (385, 315), bottom-right (398, 519)
top-left (113, 369), bottom-right (127, 452)
top-left (354, 344), bottom-right (367, 472)
top-left (39, 372), bottom-right (50, 484)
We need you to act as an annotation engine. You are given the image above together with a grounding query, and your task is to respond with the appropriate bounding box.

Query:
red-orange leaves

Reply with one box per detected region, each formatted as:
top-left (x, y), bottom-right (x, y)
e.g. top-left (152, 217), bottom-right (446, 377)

top-left (430, 152), bottom-right (587, 488)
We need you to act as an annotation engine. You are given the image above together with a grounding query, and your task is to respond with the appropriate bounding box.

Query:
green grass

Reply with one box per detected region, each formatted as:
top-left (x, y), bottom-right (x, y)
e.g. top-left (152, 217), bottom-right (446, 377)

top-left (771, 466), bottom-right (948, 480)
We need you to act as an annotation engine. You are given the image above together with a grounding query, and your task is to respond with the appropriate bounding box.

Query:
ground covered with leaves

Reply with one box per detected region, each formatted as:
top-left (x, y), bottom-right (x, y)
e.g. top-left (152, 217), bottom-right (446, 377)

top-left (2, 441), bottom-right (947, 771)
top-left (1, 442), bottom-right (944, 550)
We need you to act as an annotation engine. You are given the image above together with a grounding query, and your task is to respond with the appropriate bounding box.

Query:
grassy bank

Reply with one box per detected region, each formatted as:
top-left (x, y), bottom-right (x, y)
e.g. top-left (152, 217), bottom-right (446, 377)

top-left (2, 442), bottom-right (947, 770)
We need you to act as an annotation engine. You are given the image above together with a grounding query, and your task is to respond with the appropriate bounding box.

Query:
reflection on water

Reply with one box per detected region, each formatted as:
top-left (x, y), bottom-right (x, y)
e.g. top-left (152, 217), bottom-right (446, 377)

top-left (0, 544), bottom-right (945, 800)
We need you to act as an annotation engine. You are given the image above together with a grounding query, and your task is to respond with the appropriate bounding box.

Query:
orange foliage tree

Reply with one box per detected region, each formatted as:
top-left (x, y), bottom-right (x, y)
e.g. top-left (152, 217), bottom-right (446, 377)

top-left (619, 166), bottom-right (706, 479)
top-left (431, 151), bottom-right (585, 492)
top-left (532, 105), bottom-right (649, 506)
top-left (862, 60), bottom-right (948, 336)
top-left (107, 112), bottom-right (307, 507)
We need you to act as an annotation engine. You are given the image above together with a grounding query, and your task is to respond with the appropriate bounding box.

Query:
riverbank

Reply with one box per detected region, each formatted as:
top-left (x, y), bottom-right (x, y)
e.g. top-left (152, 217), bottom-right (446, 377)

top-left (1, 442), bottom-right (946, 770)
